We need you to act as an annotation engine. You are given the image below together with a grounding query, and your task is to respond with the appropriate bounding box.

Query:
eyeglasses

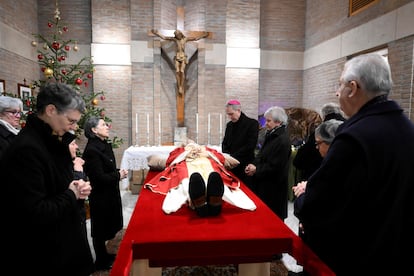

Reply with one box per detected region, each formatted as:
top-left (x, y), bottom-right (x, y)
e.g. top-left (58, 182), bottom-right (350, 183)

top-left (4, 110), bottom-right (22, 117)
top-left (63, 113), bottom-right (79, 125)
top-left (315, 140), bottom-right (325, 148)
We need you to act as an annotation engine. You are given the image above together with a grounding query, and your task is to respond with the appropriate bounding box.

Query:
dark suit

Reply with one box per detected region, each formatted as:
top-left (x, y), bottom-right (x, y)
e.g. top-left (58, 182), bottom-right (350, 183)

top-left (298, 96), bottom-right (414, 275)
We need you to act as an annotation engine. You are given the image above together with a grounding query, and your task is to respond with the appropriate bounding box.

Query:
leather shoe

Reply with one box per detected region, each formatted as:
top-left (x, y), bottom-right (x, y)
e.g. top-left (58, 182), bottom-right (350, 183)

top-left (189, 172), bottom-right (208, 217)
top-left (206, 172), bottom-right (224, 216)
top-left (94, 260), bottom-right (113, 271)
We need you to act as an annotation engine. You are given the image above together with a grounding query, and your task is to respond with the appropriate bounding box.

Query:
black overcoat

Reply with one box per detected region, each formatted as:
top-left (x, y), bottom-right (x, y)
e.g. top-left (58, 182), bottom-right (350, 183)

top-left (83, 137), bottom-right (123, 240)
top-left (298, 97), bottom-right (414, 275)
top-left (0, 123), bottom-right (17, 160)
top-left (222, 112), bottom-right (259, 185)
top-left (0, 114), bottom-right (94, 276)
top-left (252, 125), bottom-right (291, 219)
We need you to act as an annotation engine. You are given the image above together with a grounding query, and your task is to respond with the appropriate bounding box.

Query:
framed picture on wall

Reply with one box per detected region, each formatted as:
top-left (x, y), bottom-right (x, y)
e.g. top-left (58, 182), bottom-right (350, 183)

top-left (18, 83), bottom-right (32, 111)
top-left (0, 79), bottom-right (5, 95)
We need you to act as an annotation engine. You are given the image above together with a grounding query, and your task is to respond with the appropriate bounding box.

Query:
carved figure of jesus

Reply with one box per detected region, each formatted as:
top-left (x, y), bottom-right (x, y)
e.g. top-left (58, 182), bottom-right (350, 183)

top-left (151, 29), bottom-right (209, 95)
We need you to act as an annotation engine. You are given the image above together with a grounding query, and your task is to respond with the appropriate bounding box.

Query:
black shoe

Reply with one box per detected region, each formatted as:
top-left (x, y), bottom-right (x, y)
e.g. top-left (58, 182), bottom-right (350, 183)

top-left (107, 253), bottom-right (116, 263)
top-left (94, 259), bottom-right (113, 271)
top-left (206, 172), bottom-right (224, 216)
top-left (189, 172), bottom-right (208, 217)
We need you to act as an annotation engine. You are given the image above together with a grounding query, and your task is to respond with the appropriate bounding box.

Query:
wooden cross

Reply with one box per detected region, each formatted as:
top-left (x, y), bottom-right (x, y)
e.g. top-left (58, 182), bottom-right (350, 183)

top-left (149, 6), bottom-right (212, 127)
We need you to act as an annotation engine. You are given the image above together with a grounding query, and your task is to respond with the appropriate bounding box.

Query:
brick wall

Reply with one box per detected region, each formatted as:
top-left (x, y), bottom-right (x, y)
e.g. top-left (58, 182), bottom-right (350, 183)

top-left (1, 0), bottom-right (413, 152)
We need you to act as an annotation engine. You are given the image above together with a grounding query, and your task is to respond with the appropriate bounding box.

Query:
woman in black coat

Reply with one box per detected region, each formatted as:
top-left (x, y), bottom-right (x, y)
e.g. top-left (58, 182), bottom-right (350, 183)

top-left (245, 106), bottom-right (291, 220)
top-left (0, 83), bottom-right (94, 276)
top-left (82, 116), bottom-right (128, 270)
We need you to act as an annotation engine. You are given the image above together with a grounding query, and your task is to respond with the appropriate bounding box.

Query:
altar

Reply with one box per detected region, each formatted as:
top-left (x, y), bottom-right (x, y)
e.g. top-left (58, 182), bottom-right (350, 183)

top-left (111, 169), bottom-right (335, 276)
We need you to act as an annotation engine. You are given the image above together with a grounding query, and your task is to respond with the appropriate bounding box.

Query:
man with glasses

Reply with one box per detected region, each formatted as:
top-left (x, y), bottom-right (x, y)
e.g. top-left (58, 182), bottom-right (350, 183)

top-left (297, 53), bottom-right (414, 275)
top-left (0, 83), bottom-right (95, 275)
top-left (0, 95), bottom-right (23, 160)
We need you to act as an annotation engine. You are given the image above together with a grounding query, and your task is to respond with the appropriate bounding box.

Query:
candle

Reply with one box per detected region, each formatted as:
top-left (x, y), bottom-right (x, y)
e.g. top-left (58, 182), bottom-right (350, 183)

top-left (219, 113), bottom-right (222, 134)
top-left (208, 113), bottom-right (211, 145)
top-left (208, 113), bottom-right (210, 133)
top-left (146, 113), bottom-right (150, 146)
top-left (146, 113), bottom-right (149, 134)
top-left (196, 113), bottom-right (199, 143)
top-left (135, 113), bottom-right (138, 145)
top-left (158, 113), bottom-right (161, 145)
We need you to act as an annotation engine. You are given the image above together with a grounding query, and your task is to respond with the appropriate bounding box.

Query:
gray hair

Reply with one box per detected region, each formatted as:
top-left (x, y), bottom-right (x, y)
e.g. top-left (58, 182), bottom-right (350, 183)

top-left (0, 96), bottom-right (23, 113)
top-left (315, 119), bottom-right (344, 144)
top-left (342, 53), bottom-right (392, 97)
top-left (83, 116), bottom-right (101, 139)
top-left (264, 106), bottom-right (288, 125)
top-left (321, 102), bottom-right (342, 119)
top-left (36, 83), bottom-right (85, 115)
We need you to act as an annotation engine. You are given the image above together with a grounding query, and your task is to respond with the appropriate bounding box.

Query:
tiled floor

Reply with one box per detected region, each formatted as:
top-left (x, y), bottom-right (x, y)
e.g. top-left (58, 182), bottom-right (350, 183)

top-left (87, 190), bottom-right (304, 274)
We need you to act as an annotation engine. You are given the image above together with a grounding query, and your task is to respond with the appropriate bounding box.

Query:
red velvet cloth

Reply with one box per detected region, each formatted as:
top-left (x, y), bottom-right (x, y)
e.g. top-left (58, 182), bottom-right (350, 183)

top-left (111, 171), bottom-right (335, 276)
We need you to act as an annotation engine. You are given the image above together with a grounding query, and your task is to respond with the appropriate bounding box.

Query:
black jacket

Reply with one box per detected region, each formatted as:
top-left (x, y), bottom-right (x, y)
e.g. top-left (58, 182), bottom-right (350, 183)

top-left (83, 137), bottom-right (123, 240)
top-left (0, 123), bottom-right (17, 160)
top-left (252, 125), bottom-right (291, 219)
top-left (0, 114), bottom-right (94, 276)
top-left (298, 97), bottom-right (414, 275)
top-left (222, 112), bottom-right (259, 183)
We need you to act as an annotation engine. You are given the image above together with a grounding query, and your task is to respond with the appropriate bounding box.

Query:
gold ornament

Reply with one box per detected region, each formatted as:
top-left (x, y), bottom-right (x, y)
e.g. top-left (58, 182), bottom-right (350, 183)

top-left (44, 68), bottom-right (54, 78)
top-left (43, 43), bottom-right (49, 50)
top-left (31, 41), bottom-right (37, 47)
top-left (73, 45), bottom-right (79, 52)
top-left (92, 98), bottom-right (99, 106)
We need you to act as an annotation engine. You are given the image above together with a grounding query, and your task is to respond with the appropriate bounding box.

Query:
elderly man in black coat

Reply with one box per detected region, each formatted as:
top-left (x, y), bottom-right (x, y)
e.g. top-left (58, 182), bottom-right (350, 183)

top-left (222, 99), bottom-right (259, 190)
top-left (297, 53), bottom-right (414, 275)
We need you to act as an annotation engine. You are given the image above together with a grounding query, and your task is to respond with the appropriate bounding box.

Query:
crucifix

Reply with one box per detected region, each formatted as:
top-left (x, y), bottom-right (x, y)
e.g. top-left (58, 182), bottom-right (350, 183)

top-left (149, 6), bottom-right (212, 127)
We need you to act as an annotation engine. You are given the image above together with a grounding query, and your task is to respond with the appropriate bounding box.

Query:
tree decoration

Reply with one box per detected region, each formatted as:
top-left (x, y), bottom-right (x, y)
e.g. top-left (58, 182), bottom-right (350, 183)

top-left (26, 1), bottom-right (123, 148)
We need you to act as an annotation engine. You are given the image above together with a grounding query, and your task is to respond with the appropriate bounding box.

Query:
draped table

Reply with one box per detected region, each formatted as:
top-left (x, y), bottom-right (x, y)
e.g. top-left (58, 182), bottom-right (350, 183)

top-left (111, 168), bottom-right (334, 276)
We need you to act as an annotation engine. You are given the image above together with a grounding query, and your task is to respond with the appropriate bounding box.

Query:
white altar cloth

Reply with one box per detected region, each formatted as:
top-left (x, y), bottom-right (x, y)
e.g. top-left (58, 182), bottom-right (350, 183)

top-left (120, 146), bottom-right (176, 189)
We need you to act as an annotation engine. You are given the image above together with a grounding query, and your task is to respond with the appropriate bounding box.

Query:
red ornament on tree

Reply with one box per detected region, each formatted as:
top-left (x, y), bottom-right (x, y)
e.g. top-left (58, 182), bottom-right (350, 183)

top-left (52, 41), bottom-right (60, 50)
top-left (64, 45), bottom-right (70, 51)
top-left (48, 22), bottom-right (53, 28)
top-left (75, 78), bottom-right (83, 85)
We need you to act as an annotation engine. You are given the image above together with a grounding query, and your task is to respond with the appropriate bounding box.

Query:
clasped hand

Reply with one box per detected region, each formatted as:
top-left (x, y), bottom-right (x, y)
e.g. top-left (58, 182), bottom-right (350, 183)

top-left (70, 179), bottom-right (92, 200)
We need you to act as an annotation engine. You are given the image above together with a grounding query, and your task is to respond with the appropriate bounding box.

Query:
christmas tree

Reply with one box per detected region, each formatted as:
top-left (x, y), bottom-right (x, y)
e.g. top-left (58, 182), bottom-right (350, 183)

top-left (27, 3), bottom-right (123, 148)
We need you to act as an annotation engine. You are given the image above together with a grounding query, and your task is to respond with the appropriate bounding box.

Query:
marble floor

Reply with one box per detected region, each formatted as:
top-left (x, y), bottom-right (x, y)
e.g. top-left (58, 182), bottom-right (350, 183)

top-left (87, 190), bottom-right (304, 274)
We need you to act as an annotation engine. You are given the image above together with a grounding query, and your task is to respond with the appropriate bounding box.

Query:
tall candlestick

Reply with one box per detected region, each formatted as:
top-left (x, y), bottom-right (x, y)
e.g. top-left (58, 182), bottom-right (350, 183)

top-left (158, 113), bottom-right (161, 146)
top-left (195, 113), bottom-right (199, 144)
top-left (135, 113), bottom-right (138, 145)
top-left (219, 113), bottom-right (223, 143)
top-left (208, 113), bottom-right (211, 145)
top-left (146, 113), bottom-right (150, 146)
